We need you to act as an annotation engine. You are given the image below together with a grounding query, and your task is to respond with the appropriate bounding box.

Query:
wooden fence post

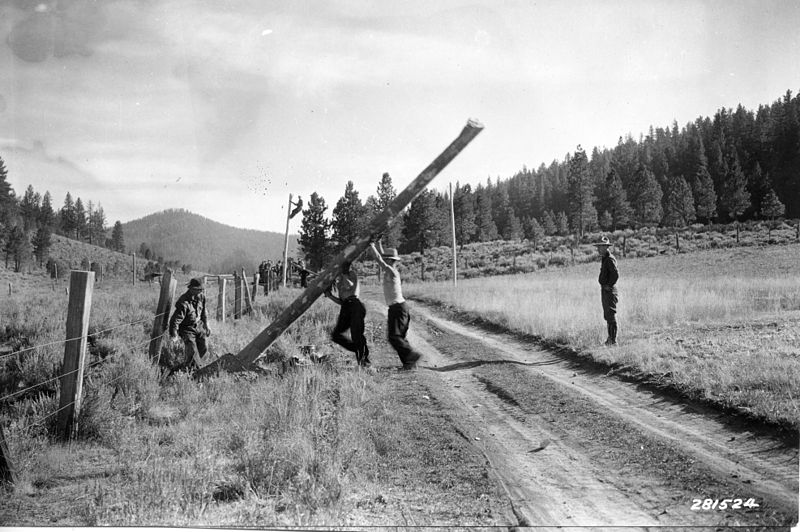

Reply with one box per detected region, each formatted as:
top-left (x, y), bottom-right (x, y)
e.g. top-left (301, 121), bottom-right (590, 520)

top-left (148, 270), bottom-right (177, 362)
top-left (252, 273), bottom-right (260, 302)
top-left (57, 270), bottom-right (94, 441)
top-left (132, 253), bottom-right (136, 286)
top-left (7, 283), bottom-right (10, 296)
top-left (0, 424), bottom-right (16, 486)
top-left (207, 119), bottom-right (483, 371)
top-left (234, 272), bottom-right (242, 320)
top-left (242, 269), bottom-right (254, 315)
top-left (217, 277), bottom-right (227, 323)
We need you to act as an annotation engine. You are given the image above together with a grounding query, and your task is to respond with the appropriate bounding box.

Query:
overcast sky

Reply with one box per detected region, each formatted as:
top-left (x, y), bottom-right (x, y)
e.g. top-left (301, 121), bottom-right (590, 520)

top-left (1, 0), bottom-right (798, 233)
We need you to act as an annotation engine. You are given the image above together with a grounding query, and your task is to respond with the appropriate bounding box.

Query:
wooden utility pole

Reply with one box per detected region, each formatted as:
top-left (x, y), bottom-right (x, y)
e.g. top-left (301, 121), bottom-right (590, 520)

top-left (282, 193), bottom-right (292, 288)
top-left (450, 182), bottom-right (457, 287)
top-left (57, 270), bottom-right (94, 440)
top-left (197, 119), bottom-right (483, 374)
top-left (148, 270), bottom-right (177, 362)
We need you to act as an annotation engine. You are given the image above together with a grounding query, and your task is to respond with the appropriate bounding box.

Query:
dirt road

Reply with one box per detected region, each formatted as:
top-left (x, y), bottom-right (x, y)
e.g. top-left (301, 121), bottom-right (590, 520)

top-left (368, 296), bottom-right (798, 528)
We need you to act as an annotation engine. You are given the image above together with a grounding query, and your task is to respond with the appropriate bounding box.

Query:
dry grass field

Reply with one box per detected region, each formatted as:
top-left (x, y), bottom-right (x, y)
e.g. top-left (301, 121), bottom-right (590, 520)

top-left (405, 243), bottom-right (800, 428)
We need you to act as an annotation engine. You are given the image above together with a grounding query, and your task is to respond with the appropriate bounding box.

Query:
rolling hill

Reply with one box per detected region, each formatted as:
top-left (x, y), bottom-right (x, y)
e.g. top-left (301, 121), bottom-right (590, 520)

top-left (120, 209), bottom-right (298, 274)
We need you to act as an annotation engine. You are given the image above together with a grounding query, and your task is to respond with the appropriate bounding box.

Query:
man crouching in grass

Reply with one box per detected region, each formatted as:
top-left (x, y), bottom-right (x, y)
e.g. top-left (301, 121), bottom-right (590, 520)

top-left (369, 240), bottom-right (423, 370)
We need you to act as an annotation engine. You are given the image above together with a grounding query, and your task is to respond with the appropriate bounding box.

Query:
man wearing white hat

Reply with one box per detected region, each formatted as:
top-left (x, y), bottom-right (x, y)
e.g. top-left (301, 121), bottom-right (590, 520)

top-left (594, 236), bottom-right (619, 345)
top-left (369, 240), bottom-right (423, 370)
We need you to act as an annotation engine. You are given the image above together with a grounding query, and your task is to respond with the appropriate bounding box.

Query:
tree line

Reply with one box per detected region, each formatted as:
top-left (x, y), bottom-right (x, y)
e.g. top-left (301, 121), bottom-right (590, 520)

top-left (299, 89), bottom-right (797, 268)
top-left (0, 161), bottom-right (128, 272)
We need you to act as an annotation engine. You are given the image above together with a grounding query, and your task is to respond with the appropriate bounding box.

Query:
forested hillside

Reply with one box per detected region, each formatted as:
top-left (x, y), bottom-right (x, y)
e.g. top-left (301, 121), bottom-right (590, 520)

top-left (299, 90), bottom-right (799, 267)
top-left (122, 209), bottom-right (297, 273)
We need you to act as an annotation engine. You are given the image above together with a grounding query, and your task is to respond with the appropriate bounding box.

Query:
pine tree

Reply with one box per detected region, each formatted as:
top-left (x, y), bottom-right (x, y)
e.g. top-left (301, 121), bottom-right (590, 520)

top-left (331, 181), bottom-right (366, 254)
top-left (60, 192), bottom-right (76, 237)
top-left (760, 185), bottom-right (785, 240)
top-left (32, 225), bottom-right (52, 266)
top-left (111, 221), bottom-right (125, 252)
top-left (662, 175), bottom-right (696, 228)
top-left (692, 161), bottom-right (717, 224)
top-left (90, 204), bottom-right (106, 246)
top-left (541, 210), bottom-right (557, 235)
top-left (719, 147), bottom-right (751, 223)
top-left (73, 197), bottom-right (87, 240)
top-left (555, 211), bottom-right (569, 236)
top-left (525, 217), bottom-right (545, 250)
top-left (598, 169), bottom-right (631, 231)
top-left (402, 190), bottom-right (443, 254)
top-left (19, 185), bottom-right (40, 232)
top-left (375, 172), bottom-right (403, 247)
top-left (299, 192), bottom-right (331, 270)
top-left (629, 165), bottom-right (663, 227)
top-left (567, 145), bottom-right (597, 237)
top-left (453, 184), bottom-right (476, 249)
top-left (3, 225), bottom-right (31, 272)
top-left (0, 156), bottom-right (17, 230)
top-left (473, 185), bottom-right (498, 242)
top-left (38, 191), bottom-right (55, 229)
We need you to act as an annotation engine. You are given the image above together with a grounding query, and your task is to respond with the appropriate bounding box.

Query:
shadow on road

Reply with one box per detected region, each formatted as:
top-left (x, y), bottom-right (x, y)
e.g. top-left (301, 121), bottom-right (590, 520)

top-left (425, 358), bottom-right (562, 372)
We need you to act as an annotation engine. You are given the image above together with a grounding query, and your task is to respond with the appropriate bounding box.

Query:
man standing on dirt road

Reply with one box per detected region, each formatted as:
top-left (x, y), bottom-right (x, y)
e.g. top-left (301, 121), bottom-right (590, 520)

top-left (369, 240), bottom-right (423, 370)
top-left (169, 277), bottom-right (212, 371)
top-left (324, 261), bottom-right (371, 368)
top-left (594, 236), bottom-right (619, 346)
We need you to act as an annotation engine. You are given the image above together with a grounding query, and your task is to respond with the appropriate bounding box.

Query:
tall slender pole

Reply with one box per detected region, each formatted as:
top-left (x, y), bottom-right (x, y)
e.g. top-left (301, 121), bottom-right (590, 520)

top-left (282, 193), bottom-right (292, 288)
top-left (450, 182), bottom-right (457, 287)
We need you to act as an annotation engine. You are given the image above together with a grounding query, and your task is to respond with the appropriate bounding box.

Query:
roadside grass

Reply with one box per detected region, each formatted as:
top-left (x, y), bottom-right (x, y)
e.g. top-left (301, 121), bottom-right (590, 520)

top-left (405, 244), bottom-right (800, 428)
top-left (1, 283), bottom-right (507, 526)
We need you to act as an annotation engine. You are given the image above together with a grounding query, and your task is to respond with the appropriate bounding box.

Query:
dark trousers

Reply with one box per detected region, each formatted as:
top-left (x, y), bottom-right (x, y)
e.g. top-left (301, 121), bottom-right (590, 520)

top-left (601, 287), bottom-right (618, 341)
top-left (181, 331), bottom-right (207, 370)
top-left (331, 298), bottom-right (370, 366)
top-left (387, 302), bottom-right (422, 366)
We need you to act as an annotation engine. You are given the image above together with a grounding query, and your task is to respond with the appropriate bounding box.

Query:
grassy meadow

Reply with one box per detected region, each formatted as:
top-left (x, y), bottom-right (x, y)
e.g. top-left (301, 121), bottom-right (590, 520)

top-left (405, 243), bottom-right (800, 428)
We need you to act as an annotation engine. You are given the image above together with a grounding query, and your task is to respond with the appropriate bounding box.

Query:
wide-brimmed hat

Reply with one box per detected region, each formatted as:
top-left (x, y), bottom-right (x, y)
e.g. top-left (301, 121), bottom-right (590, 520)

top-left (187, 277), bottom-right (204, 289)
top-left (592, 236), bottom-right (613, 247)
top-left (382, 248), bottom-right (402, 261)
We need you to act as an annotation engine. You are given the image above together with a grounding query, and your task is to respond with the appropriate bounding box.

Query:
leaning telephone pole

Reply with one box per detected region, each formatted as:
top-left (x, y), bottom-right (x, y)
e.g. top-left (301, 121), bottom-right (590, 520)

top-left (198, 119), bottom-right (484, 375)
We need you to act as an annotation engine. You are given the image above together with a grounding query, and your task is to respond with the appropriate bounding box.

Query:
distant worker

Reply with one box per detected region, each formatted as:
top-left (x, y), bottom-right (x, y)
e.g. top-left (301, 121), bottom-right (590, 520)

top-left (324, 261), bottom-right (371, 368)
top-left (298, 258), bottom-right (309, 288)
top-left (369, 240), bottom-right (422, 370)
top-left (594, 236), bottom-right (619, 346)
top-left (169, 277), bottom-right (212, 371)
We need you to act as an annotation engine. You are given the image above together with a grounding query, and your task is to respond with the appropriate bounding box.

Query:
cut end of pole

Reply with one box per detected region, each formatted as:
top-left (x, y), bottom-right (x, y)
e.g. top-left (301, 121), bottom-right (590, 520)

top-left (466, 118), bottom-right (484, 130)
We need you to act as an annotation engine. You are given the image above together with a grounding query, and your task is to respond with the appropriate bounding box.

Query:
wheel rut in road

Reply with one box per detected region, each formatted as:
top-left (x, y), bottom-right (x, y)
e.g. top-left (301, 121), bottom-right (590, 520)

top-left (369, 298), bottom-right (798, 528)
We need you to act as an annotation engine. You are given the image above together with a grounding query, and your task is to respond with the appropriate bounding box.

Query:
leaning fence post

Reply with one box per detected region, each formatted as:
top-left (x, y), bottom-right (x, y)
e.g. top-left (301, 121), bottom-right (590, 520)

top-left (0, 424), bottom-right (15, 486)
top-left (234, 272), bottom-right (242, 320)
top-left (57, 270), bottom-right (94, 441)
top-left (149, 270), bottom-right (177, 362)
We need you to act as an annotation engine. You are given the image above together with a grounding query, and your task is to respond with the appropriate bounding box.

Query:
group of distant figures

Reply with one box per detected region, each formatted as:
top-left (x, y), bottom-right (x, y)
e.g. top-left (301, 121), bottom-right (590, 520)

top-left (257, 257), bottom-right (312, 293)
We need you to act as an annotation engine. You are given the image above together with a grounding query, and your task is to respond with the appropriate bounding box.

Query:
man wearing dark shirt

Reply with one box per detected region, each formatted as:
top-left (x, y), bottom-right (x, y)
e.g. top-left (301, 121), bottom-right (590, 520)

top-left (169, 277), bottom-right (211, 371)
top-left (594, 236), bottom-right (619, 345)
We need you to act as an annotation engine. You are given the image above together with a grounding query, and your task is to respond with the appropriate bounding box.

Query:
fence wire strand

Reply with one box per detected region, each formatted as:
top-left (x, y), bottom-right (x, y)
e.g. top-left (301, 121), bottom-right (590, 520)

top-left (0, 311), bottom-right (169, 362)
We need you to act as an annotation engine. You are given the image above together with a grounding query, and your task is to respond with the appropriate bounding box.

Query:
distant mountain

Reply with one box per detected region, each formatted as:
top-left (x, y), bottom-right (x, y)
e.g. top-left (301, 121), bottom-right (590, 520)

top-left (121, 209), bottom-right (297, 273)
